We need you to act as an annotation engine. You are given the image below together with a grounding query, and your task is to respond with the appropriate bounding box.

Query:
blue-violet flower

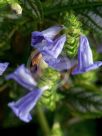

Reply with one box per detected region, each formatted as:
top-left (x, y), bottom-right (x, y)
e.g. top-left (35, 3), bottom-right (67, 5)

top-left (31, 25), bottom-right (64, 47)
top-left (72, 35), bottom-right (102, 75)
top-left (41, 34), bottom-right (66, 59)
top-left (6, 64), bottom-right (37, 90)
top-left (8, 86), bottom-right (49, 122)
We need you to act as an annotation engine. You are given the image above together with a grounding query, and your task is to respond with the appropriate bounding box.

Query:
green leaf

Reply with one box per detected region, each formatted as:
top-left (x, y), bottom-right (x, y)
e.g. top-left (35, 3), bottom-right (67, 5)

top-left (62, 85), bottom-right (102, 119)
top-left (43, 0), bottom-right (102, 34)
top-left (24, 0), bottom-right (43, 22)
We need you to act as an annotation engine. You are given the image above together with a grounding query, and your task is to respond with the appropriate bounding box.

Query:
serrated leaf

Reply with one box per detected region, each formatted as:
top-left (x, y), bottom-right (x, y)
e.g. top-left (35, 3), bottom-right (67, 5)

top-left (24, 0), bottom-right (43, 22)
top-left (75, 1), bottom-right (102, 34)
top-left (63, 86), bottom-right (102, 119)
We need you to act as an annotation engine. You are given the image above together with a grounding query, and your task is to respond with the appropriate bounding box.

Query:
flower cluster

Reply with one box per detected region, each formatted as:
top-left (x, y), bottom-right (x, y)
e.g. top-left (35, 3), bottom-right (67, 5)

top-left (1, 26), bottom-right (102, 123)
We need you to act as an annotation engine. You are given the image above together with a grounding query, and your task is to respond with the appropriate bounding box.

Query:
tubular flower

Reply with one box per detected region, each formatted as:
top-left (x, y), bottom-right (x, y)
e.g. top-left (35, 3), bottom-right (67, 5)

top-left (8, 86), bottom-right (49, 123)
top-left (72, 35), bottom-right (102, 75)
top-left (6, 64), bottom-right (37, 90)
top-left (31, 25), bottom-right (64, 47)
top-left (0, 62), bottom-right (9, 75)
top-left (31, 26), bottom-right (74, 71)
top-left (31, 26), bottom-right (66, 59)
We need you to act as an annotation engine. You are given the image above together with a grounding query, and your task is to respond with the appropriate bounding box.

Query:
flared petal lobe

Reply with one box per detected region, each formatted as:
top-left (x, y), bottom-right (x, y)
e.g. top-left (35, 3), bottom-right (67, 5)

top-left (72, 35), bottom-right (102, 75)
top-left (6, 64), bottom-right (37, 90)
top-left (31, 25), bottom-right (64, 48)
top-left (0, 62), bottom-right (9, 75)
top-left (8, 86), bottom-right (49, 122)
top-left (42, 25), bottom-right (64, 39)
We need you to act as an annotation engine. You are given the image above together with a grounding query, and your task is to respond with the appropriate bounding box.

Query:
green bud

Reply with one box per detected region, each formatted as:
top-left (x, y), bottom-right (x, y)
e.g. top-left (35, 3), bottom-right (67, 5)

top-left (63, 12), bottom-right (84, 58)
top-left (11, 3), bottom-right (22, 15)
top-left (38, 67), bottom-right (61, 111)
top-left (50, 121), bottom-right (64, 136)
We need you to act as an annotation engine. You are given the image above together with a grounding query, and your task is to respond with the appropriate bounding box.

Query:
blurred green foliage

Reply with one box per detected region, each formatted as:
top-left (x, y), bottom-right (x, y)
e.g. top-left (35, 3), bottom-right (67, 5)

top-left (0, 0), bottom-right (102, 136)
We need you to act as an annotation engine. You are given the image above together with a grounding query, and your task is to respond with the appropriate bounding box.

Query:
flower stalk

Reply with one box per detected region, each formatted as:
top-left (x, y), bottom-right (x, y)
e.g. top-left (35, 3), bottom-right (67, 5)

top-left (36, 106), bottom-right (50, 136)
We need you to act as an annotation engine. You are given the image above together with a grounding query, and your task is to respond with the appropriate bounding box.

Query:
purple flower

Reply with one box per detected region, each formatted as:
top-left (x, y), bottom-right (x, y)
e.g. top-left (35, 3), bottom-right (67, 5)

top-left (31, 26), bottom-right (67, 70)
top-left (41, 34), bottom-right (66, 59)
top-left (72, 35), bottom-right (102, 75)
top-left (0, 62), bottom-right (9, 75)
top-left (6, 64), bottom-right (37, 91)
top-left (45, 56), bottom-right (76, 71)
top-left (8, 86), bottom-right (49, 122)
top-left (31, 26), bottom-right (66, 59)
top-left (31, 25), bottom-right (64, 46)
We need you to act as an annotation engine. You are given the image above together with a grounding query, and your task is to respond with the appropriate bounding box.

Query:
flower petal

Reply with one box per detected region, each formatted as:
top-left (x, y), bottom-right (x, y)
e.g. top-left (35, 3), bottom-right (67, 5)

top-left (6, 64), bottom-right (37, 91)
top-left (72, 35), bottom-right (102, 75)
top-left (8, 86), bottom-right (49, 122)
top-left (31, 31), bottom-right (44, 45)
top-left (45, 56), bottom-right (76, 71)
top-left (0, 62), bottom-right (9, 75)
top-left (31, 25), bottom-right (64, 49)
top-left (72, 61), bottom-right (102, 75)
top-left (41, 35), bottom-right (66, 59)
top-left (77, 35), bottom-right (93, 70)
top-left (42, 25), bottom-right (64, 39)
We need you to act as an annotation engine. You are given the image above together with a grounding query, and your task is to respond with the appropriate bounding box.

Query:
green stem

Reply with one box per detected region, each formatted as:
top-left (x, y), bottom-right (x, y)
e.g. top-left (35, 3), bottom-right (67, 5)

top-left (36, 106), bottom-right (50, 136)
top-left (44, 2), bottom-right (102, 16)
